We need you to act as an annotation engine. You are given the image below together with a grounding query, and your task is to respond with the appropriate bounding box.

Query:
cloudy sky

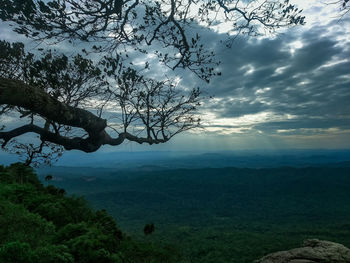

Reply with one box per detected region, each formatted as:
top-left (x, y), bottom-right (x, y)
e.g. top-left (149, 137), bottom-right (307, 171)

top-left (168, 0), bottom-right (350, 151)
top-left (1, 0), bottom-right (350, 156)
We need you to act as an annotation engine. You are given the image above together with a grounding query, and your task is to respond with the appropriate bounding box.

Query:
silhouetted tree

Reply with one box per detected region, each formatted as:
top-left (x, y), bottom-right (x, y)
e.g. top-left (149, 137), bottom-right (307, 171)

top-left (327, 0), bottom-right (350, 17)
top-left (45, 174), bottom-right (53, 182)
top-left (0, 0), bottom-right (305, 164)
top-left (338, 0), bottom-right (350, 12)
top-left (144, 223), bottom-right (155, 235)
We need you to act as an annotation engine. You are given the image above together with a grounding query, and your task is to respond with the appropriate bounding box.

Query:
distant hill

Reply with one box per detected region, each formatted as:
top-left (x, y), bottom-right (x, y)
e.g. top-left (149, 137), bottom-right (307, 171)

top-left (36, 150), bottom-right (350, 176)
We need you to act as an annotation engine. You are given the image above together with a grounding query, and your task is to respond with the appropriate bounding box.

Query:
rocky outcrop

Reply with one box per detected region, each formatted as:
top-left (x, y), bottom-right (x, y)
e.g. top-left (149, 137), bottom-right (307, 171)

top-left (255, 239), bottom-right (350, 263)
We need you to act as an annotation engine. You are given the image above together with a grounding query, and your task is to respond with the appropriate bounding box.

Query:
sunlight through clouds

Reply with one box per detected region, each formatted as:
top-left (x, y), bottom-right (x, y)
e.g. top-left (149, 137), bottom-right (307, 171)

top-left (1, 0), bottom-right (349, 151)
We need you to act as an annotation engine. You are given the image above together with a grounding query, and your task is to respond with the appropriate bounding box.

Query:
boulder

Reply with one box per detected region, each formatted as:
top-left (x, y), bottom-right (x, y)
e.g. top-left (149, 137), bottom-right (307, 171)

top-left (254, 239), bottom-right (350, 263)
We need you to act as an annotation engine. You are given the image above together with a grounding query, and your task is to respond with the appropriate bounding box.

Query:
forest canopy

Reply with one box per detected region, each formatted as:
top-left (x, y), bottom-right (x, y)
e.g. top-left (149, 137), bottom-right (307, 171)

top-left (0, 0), bottom-right (304, 165)
top-left (0, 163), bottom-right (179, 262)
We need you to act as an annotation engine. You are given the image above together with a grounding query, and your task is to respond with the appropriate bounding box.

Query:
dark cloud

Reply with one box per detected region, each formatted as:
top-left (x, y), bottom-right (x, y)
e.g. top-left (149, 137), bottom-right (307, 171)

top-left (198, 22), bottom-right (350, 135)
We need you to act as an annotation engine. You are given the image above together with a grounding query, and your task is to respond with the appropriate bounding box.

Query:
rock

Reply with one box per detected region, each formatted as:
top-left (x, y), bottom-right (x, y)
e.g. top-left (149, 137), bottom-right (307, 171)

top-left (254, 239), bottom-right (350, 263)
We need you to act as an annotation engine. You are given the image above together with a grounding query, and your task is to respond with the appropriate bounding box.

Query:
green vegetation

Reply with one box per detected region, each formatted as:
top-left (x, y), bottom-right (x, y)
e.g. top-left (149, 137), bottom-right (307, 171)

top-left (0, 163), bottom-right (178, 263)
top-left (4, 163), bottom-right (350, 262)
top-left (46, 166), bottom-right (350, 262)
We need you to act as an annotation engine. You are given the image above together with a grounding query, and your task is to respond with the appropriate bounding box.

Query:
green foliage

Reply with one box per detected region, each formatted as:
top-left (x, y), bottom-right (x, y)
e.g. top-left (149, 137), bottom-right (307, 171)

top-left (6, 162), bottom-right (350, 263)
top-left (0, 241), bottom-right (32, 263)
top-left (0, 163), bottom-right (175, 263)
top-left (0, 200), bottom-right (55, 246)
top-left (0, 241), bottom-right (74, 263)
top-left (31, 245), bottom-right (74, 263)
top-left (0, 162), bottom-right (42, 186)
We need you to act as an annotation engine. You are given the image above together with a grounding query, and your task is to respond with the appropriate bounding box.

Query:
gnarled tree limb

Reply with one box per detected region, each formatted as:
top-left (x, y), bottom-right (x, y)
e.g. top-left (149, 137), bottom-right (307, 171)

top-left (0, 77), bottom-right (169, 152)
top-left (0, 77), bottom-right (107, 134)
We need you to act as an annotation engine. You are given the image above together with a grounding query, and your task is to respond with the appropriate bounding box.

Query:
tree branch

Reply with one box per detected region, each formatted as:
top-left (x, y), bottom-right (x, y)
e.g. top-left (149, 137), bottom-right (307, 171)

top-left (0, 77), bottom-right (107, 134)
top-left (0, 77), bottom-right (171, 152)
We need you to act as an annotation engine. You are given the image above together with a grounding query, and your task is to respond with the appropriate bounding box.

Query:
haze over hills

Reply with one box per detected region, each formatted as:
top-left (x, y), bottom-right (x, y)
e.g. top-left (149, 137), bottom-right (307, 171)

top-left (33, 149), bottom-right (350, 175)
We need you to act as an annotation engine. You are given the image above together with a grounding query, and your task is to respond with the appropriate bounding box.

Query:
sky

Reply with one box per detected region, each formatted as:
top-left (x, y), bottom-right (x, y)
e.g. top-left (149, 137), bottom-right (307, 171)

top-left (174, 0), bottom-right (350, 151)
top-left (1, 0), bottom-right (350, 159)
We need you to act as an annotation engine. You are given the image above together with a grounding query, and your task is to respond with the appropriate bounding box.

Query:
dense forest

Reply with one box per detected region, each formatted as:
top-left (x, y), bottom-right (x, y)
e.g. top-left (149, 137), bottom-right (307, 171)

top-left (2, 159), bottom-right (350, 263)
top-left (2, 160), bottom-right (350, 262)
top-left (0, 163), bottom-right (178, 263)
top-left (39, 165), bottom-right (350, 262)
